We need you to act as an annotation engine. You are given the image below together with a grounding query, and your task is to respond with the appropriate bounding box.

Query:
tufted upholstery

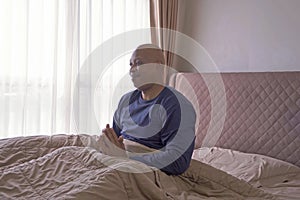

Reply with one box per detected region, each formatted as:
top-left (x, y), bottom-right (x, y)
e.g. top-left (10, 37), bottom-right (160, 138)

top-left (169, 72), bottom-right (300, 167)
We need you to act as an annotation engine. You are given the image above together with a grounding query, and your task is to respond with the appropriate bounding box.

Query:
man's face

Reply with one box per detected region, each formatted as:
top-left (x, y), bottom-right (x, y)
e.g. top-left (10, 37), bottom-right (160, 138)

top-left (129, 48), bottom-right (164, 90)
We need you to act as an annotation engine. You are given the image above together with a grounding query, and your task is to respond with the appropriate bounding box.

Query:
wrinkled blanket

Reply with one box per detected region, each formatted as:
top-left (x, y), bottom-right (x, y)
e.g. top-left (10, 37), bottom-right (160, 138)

top-left (0, 134), bottom-right (277, 199)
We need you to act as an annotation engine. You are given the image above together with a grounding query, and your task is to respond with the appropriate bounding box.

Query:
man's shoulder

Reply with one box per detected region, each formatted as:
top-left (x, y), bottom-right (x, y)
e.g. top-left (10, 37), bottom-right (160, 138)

top-left (164, 87), bottom-right (193, 104)
top-left (119, 89), bottom-right (140, 103)
top-left (164, 86), bottom-right (184, 97)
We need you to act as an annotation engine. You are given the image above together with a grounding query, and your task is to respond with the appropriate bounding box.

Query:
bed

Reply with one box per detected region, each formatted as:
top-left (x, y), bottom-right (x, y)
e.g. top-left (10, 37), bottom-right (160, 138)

top-left (0, 71), bottom-right (299, 199)
top-left (170, 71), bottom-right (300, 199)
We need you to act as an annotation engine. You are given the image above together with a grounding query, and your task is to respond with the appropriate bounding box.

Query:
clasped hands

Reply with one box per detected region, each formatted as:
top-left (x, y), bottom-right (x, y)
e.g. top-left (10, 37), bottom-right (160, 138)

top-left (98, 124), bottom-right (127, 157)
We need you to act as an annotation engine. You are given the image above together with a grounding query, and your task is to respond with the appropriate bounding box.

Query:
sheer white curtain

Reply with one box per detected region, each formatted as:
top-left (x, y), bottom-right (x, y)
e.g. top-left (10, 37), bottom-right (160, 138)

top-left (0, 0), bottom-right (150, 138)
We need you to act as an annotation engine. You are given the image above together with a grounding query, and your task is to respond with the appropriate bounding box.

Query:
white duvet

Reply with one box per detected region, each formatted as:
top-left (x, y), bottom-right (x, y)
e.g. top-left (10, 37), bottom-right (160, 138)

top-left (192, 147), bottom-right (300, 200)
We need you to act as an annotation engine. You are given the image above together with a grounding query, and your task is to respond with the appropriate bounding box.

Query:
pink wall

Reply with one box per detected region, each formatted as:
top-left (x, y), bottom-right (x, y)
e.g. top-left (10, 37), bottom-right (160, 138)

top-left (176, 0), bottom-right (300, 72)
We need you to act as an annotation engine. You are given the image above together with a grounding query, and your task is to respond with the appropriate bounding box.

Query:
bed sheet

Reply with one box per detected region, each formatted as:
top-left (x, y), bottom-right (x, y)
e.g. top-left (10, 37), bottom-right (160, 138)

top-left (192, 147), bottom-right (300, 200)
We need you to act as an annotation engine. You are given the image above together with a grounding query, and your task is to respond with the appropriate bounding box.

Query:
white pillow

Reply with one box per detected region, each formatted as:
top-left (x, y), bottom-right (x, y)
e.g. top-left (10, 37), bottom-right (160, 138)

top-left (192, 147), bottom-right (300, 185)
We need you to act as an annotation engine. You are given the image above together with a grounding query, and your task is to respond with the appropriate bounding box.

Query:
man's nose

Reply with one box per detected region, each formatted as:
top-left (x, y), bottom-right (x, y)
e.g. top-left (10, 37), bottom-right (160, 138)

top-left (130, 66), bottom-right (137, 73)
top-left (129, 65), bottom-right (139, 76)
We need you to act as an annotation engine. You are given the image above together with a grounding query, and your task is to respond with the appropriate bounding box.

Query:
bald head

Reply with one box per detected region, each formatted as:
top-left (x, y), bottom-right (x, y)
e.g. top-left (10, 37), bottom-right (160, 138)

top-left (129, 44), bottom-right (165, 91)
top-left (132, 44), bottom-right (165, 65)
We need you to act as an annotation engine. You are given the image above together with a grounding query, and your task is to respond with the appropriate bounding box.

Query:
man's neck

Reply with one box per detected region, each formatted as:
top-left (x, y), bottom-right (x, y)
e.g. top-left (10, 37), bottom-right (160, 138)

top-left (141, 84), bottom-right (165, 101)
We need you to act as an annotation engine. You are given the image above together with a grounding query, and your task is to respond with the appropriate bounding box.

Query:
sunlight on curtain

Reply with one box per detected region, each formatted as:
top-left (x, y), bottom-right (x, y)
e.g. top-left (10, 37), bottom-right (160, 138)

top-left (0, 0), bottom-right (150, 138)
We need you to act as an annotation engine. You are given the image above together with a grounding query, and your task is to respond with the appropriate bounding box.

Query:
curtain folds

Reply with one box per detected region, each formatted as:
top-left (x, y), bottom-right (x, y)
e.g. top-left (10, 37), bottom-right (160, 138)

top-left (0, 0), bottom-right (149, 138)
top-left (149, 0), bottom-right (179, 83)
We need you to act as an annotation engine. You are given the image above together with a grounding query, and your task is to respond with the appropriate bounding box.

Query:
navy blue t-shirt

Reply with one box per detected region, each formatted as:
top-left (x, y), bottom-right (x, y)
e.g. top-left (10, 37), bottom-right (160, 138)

top-left (113, 86), bottom-right (196, 175)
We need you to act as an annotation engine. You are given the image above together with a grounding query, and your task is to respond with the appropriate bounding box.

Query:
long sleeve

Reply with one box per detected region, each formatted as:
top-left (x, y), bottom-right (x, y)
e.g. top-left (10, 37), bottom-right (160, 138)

top-left (130, 139), bottom-right (195, 175)
top-left (112, 87), bottom-right (196, 175)
top-left (130, 92), bottom-right (196, 175)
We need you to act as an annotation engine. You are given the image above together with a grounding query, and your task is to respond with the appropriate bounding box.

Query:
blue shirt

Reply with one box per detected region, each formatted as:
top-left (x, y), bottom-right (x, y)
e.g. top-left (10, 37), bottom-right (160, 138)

top-left (113, 86), bottom-right (196, 175)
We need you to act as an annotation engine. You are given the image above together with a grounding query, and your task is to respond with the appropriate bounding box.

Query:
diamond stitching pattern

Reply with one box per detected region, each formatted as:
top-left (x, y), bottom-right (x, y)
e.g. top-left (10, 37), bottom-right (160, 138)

top-left (171, 72), bottom-right (300, 167)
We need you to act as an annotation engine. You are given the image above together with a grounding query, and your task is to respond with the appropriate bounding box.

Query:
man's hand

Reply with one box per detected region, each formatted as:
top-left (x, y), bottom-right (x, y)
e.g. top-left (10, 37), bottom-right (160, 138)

top-left (98, 124), bottom-right (126, 157)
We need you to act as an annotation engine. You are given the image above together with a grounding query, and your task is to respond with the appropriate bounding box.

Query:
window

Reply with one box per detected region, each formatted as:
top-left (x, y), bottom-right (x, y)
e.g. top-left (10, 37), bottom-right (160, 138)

top-left (0, 0), bottom-right (150, 138)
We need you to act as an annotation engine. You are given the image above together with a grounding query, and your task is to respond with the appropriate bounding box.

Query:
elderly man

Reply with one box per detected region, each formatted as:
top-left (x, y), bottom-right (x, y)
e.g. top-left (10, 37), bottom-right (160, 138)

top-left (101, 44), bottom-right (196, 175)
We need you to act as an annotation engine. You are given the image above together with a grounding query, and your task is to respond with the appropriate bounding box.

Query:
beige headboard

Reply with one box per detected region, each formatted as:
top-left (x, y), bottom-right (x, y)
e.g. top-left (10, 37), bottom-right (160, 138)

top-left (169, 72), bottom-right (300, 167)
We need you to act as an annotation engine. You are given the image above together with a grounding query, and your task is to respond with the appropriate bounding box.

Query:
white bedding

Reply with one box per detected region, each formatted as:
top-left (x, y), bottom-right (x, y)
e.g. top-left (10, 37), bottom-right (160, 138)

top-left (1, 135), bottom-right (276, 199)
top-left (192, 147), bottom-right (300, 200)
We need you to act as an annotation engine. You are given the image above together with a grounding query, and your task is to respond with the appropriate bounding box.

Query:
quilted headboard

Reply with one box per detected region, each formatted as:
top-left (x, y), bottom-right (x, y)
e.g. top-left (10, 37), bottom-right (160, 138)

top-left (169, 72), bottom-right (300, 167)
